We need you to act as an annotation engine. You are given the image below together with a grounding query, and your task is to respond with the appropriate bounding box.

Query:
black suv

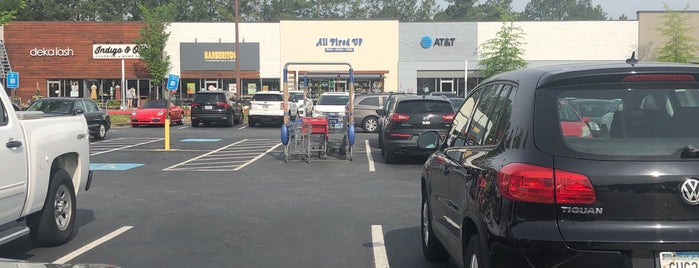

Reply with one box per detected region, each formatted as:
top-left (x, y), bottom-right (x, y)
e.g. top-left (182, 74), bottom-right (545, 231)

top-left (190, 90), bottom-right (243, 127)
top-left (418, 62), bottom-right (699, 267)
top-left (26, 97), bottom-right (111, 140)
top-left (376, 95), bottom-right (454, 164)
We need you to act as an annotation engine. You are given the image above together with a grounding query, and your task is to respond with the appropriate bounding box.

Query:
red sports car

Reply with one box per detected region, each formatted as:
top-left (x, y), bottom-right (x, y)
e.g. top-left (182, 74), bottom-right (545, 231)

top-left (131, 100), bottom-right (185, 127)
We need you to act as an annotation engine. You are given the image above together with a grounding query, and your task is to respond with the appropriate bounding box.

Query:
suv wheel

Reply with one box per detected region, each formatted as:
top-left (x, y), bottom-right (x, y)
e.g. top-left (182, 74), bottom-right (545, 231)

top-left (362, 116), bottom-right (379, 133)
top-left (191, 119), bottom-right (199, 127)
top-left (422, 188), bottom-right (449, 261)
top-left (464, 235), bottom-right (486, 268)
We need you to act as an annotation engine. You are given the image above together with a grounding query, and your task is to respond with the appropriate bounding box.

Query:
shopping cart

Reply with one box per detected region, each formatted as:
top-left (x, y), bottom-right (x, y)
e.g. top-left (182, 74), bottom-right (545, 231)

top-left (281, 117), bottom-right (328, 163)
top-left (326, 113), bottom-right (354, 161)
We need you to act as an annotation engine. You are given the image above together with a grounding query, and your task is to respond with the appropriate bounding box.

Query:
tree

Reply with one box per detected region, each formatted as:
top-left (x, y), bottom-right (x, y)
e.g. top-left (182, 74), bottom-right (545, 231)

top-left (523, 0), bottom-right (607, 21)
top-left (655, 4), bottom-right (698, 63)
top-left (135, 3), bottom-right (176, 94)
top-left (0, 0), bottom-right (25, 25)
top-left (478, 17), bottom-right (527, 78)
top-left (433, 0), bottom-right (478, 21)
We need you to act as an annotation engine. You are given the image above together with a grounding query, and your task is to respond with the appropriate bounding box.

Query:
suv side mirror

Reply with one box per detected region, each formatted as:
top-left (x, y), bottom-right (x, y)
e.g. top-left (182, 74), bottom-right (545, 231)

top-left (376, 109), bottom-right (386, 116)
top-left (417, 131), bottom-right (441, 149)
top-left (74, 108), bottom-right (85, 115)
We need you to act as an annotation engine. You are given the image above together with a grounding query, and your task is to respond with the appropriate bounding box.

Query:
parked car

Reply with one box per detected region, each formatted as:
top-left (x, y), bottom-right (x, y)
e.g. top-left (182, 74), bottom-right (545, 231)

top-left (558, 100), bottom-right (593, 138)
top-left (248, 91), bottom-right (298, 127)
top-left (567, 98), bottom-right (621, 137)
top-left (131, 100), bottom-right (185, 127)
top-left (190, 90), bottom-right (243, 127)
top-left (312, 92), bottom-right (350, 118)
top-left (429, 91), bottom-right (458, 98)
top-left (352, 93), bottom-right (393, 133)
top-left (418, 62), bottom-right (699, 268)
top-left (376, 92), bottom-right (413, 149)
top-left (376, 95), bottom-right (454, 163)
top-left (448, 97), bottom-right (465, 110)
top-left (26, 97), bottom-right (111, 140)
top-left (289, 90), bottom-right (313, 117)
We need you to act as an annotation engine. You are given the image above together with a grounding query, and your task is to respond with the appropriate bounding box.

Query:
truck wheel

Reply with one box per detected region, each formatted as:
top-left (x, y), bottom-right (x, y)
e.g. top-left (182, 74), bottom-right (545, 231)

top-left (27, 168), bottom-right (76, 246)
top-left (93, 122), bottom-right (107, 140)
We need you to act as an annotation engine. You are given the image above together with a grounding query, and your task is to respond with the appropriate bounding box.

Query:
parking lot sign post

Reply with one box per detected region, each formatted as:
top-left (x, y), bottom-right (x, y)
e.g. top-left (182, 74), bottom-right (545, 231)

top-left (7, 72), bottom-right (18, 104)
top-left (164, 74), bottom-right (179, 151)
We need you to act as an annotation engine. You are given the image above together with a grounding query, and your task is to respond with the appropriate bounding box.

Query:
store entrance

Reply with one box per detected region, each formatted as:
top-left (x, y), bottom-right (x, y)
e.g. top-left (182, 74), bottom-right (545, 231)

top-left (48, 80), bottom-right (61, 97)
top-left (440, 79), bottom-right (454, 93)
top-left (205, 80), bottom-right (218, 91)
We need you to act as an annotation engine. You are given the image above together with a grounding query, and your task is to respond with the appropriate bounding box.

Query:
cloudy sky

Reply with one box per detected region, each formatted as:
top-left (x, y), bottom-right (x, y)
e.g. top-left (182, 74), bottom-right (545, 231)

top-left (436, 0), bottom-right (695, 19)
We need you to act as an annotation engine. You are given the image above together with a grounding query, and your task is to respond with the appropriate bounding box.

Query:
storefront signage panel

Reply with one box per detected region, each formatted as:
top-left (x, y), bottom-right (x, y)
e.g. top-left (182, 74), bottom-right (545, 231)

top-left (315, 37), bottom-right (363, 53)
top-left (180, 43), bottom-right (260, 71)
top-left (30, 47), bottom-right (74, 57)
top-left (420, 36), bottom-right (456, 49)
top-left (92, 44), bottom-right (141, 59)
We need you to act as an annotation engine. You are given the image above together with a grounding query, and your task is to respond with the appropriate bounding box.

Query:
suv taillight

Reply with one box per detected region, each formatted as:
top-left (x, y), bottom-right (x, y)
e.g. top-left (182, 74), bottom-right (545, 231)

top-left (390, 113), bottom-right (410, 122)
top-left (497, 163), bottom-right (595, 204)
top-left (217, 102), bottom-right (229, 109)
top-left (442, 113), bottom-right (455, 122)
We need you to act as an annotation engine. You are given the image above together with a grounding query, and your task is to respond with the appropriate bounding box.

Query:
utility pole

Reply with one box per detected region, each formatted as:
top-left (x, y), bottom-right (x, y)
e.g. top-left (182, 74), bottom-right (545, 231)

top-left (235, 0), bottom-right (241, 98)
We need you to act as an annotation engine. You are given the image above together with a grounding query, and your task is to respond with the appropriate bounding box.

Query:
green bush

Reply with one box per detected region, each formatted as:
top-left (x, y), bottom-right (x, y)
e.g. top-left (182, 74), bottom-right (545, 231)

top-left (107, 100), bottom-right (121, 109)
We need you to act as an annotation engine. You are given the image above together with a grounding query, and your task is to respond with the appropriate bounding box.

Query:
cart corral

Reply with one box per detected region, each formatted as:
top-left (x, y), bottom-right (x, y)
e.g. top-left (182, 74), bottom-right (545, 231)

top-left (281, 114), bottom-right (355, 162)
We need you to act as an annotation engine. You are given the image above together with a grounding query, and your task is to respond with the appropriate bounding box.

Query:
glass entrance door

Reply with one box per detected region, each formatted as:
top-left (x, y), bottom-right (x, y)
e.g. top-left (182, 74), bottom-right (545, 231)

top-left (440, 79), bottom-right (454, 93)
top-left (48, 80), bottom-right (61, 97)
top-left (205, 80), bottom-right (218, 91)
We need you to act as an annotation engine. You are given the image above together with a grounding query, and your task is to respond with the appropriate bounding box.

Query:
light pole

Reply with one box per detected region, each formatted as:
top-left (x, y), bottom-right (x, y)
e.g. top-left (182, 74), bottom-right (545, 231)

top-left (234, 0), bottom-right (241, 99)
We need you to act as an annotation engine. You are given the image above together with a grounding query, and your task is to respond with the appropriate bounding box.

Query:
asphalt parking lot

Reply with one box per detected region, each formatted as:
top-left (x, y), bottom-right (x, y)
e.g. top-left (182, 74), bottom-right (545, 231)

top-left (0, 123), bottom-right (457, 267)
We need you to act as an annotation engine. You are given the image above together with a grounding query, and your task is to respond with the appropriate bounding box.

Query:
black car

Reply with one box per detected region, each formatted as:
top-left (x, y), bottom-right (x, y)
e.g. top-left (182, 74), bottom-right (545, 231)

top-left (376, 95), bottom-right (454, 164)
top-left (376, 92), bottom-right (413, 149)
top-left (418, 62), bottom-right (699, 268)
top-left (190, 90), bottom-right (243, 127)
top-left (26, 97), bottom-right (111, 140)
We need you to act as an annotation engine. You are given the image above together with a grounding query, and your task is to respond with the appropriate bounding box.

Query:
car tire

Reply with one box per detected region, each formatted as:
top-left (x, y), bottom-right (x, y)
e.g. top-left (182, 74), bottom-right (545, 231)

top-left (234, 112), bottom-right (242, 124)
top-left (362, 116), bottom-right (379, 133)
top-left (191, 119), bottom-right (199, 127)
top-left (226, 115), bottom-right (234, 127)
top-left (422, 189), bottom-right (449, 261)
top-left (93, 122), bottom-right (107, 140)
top-left (248, 118), bottom-right (256, 127)
top-left (464, 234), bottom-right (486, 268)
top-left (27, 168), bottom-right (76, 247)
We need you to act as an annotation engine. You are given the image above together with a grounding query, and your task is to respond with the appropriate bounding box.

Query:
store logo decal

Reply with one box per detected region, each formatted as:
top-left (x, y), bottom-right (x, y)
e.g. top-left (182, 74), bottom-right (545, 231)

top-left (420, 36), bottom-right (456, 49)
top-left (30, 47), bottom-right (74, 57)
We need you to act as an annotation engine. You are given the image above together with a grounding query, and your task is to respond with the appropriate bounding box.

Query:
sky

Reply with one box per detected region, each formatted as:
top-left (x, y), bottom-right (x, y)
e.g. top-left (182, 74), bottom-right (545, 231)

top-left (436, 0), bottom-right (696, 19)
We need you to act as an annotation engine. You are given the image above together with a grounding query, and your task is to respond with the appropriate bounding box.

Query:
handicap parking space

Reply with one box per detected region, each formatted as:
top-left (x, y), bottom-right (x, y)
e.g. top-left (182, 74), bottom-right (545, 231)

top-left (163, 139), bottom-right (282, 172)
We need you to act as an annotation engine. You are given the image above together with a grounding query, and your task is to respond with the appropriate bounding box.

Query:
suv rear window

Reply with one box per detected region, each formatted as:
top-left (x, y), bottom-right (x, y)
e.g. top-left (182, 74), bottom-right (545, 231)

top-left (194, 93), bottom-right (226, 103)
top-left (396, 100), bottom-right (453, 114)
top-left (536, 83), bottom-right (699, 159)
top-left (252, 94), bottom-right (282, 101)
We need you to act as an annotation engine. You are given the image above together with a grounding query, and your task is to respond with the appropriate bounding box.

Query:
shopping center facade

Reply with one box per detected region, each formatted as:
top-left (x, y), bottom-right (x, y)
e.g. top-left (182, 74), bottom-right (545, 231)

top-left (0, 19), bottom-right (654, 104)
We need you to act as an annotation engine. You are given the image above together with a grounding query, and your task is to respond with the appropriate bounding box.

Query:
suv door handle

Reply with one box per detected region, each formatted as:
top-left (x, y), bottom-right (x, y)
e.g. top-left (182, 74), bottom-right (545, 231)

top-left (6, 140), bottom-right (22, 149)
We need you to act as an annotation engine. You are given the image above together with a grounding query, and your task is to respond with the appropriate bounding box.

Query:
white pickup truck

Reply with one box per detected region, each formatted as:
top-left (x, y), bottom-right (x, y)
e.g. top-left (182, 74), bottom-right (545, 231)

top-left (0, 84), bottom-right (93, 246)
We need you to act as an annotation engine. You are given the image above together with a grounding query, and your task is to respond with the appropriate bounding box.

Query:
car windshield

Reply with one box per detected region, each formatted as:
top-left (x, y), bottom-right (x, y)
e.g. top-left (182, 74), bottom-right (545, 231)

top-left (142, 101), bottom-right (168, 108)
top-left (317, 95), bottom-right (349, 105)
top-left (289, 92), bottom-right (304, 100)
top-left (27, 99), bottom-right (74, 114)
top-left (536, 84), bottom-right (699, 158)
top-left (252, 94), bottom-right (283, 101)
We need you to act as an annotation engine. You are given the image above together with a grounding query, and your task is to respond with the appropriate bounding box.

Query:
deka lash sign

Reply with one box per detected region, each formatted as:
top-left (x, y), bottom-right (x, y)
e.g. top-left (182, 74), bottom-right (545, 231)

top-left (92, 44), bottom-right (141, 59)
top-left (30, 47), bottom-right (74, 57)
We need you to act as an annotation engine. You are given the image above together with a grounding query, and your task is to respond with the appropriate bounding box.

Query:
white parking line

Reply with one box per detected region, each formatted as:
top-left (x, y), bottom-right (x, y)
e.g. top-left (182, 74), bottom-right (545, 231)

top-left (162, 139), bottom-right (248, 170)
top-left (238, 125), bottom-right (247, 130)
top-left (365, 140), bottom-right (375, 173)
top-left (53, 226), bottom-right (133, 264)
top-left (91, 138), bottom-right (164, 156)
top-left (371, 225), bottom-right (390, 268)
top-left (177, 126), bottom-right (189, 130)
top-left (234, 143), bottom-right (282, 171)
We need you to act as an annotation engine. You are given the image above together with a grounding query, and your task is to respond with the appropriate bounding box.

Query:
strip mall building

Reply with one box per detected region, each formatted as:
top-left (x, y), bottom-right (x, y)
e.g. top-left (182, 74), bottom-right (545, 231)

top-left (1, 14), bottom-right (694, 104)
